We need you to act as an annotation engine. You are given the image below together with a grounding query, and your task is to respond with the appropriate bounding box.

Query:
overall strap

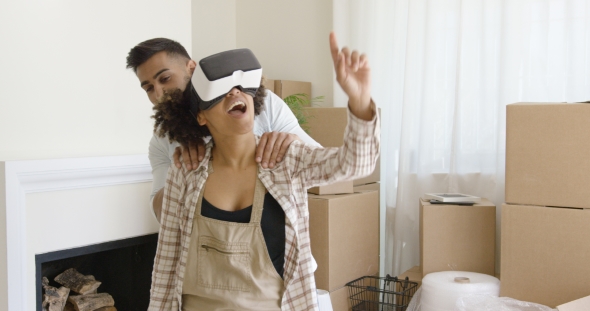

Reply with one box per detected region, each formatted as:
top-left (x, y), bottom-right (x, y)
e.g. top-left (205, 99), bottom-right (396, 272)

top-left (249, 176), bottom-right (266, 224)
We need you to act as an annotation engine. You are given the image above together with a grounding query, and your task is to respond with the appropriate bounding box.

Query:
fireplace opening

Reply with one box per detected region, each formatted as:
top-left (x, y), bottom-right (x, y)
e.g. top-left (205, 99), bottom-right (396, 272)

top-left (35, 233), bottom-right (158, 311)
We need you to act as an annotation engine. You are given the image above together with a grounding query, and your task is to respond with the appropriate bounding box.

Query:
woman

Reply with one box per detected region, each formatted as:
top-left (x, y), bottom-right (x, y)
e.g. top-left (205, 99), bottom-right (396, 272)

top-left (148, 32), bottom-right (380, 311)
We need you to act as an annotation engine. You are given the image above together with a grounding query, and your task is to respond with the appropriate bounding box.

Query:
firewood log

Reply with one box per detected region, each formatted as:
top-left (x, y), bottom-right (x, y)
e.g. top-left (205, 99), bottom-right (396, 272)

top-left (63, 302), bottom-right (75, 311)
top-left (55, 268), bottom-right (101, 295)
top-left (67, 293), bottom-right (114, 311)
top-left (41, 277), bottom-right (70, 311)
top-left (83, 276), bottom-right (98, 294)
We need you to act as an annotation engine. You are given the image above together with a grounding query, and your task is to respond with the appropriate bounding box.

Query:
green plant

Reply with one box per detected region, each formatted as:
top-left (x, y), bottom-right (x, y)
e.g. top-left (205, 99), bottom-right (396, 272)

top-left (282, 93), bottom-right (324, 133)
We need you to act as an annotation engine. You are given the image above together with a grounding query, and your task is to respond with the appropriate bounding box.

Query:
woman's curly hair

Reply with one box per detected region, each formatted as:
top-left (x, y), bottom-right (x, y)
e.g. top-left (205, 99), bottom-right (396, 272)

top-left (151, 81), bottom-right (267, 147)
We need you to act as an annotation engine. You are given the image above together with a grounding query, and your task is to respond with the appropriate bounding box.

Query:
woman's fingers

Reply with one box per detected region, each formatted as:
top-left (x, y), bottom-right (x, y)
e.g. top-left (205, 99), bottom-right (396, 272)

top-left (335, 51), bottom-right (346, 81)
top-left (330, 31), bottom-right (370, 102)
top-left (341, 47), bottom-right (351, 67)
top-left (351, 50), bottom-right (360, 71)
top-left (359, 53), bottom-right (369, 70)
top-left (329, 32), bottom-right (340, 68)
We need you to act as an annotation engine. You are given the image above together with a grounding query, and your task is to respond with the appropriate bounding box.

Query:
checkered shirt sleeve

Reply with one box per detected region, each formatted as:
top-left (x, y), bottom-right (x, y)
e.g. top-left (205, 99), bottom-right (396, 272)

top-left (287, 103), bottom-right (380, 189)
top-left (278, 103), bottom-right (380, 310)
top-left (148, 163), bottom-right (187, 310)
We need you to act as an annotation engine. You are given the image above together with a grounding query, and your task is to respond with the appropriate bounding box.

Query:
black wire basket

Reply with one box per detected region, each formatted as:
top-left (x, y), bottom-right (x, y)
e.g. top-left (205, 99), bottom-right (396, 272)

top-left (346, 274), bottom-right (418, 311)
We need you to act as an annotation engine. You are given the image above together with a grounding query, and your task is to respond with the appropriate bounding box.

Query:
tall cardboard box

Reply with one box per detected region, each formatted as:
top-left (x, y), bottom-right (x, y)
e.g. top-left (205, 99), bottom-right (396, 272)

top-left (303, 107), bottom-right (380, 186)
top-left (308, 180), bottom-right (353, 195)
top-left (353, 183), bottom-right (381, 225)
top-left (329, 286), bottom-right (350, 311)
top-left (309, 190), bottom-right (380, 291)
top-left (273, 80), bottom-right (312, 102)
top-left (506, 102), bottom-right (590, 208)
top-left (420, 198), bottom-right (496, 277)
top-left (501, 203), bottom-right (590, 308)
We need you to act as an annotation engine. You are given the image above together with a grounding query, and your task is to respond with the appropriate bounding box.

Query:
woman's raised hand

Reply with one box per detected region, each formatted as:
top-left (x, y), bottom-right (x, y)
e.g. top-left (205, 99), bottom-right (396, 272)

top-left (329, 31), bottom-right (372, 120)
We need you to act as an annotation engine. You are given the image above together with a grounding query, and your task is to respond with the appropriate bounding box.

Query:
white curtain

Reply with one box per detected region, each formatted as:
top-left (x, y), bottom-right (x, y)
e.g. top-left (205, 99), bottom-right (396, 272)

top-left (333, 0), bottom-right (590, 277)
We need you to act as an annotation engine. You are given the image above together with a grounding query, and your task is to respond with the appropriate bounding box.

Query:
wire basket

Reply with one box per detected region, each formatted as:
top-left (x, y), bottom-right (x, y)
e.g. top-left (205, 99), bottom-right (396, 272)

top-left (346, 274), bottom-right (418, 311)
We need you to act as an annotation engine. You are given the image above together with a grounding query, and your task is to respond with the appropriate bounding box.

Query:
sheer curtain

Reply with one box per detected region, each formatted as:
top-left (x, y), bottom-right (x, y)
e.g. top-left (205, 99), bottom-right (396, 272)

top-left (333, 0), bottom-right (590, 276)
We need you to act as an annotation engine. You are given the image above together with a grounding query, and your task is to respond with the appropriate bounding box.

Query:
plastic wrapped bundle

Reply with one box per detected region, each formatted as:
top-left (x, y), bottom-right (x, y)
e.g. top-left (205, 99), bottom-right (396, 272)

top-left (406, 290), bottom-right (558, 311)
top-left (456, 295), bottom-right (557, 311)
top-left (406, 287), bottom-right (422, 311)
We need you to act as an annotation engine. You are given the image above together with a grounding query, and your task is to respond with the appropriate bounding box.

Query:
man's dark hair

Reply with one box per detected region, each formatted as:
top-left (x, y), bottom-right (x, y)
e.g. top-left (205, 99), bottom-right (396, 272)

top-left (152, 82), bottom-right (267, 146)
top-left (126, 38), bottom-right (191, 72)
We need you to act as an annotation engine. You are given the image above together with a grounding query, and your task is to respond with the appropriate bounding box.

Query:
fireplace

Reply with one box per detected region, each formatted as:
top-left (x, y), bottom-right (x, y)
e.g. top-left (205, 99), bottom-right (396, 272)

top-left (1, 155), bottom-right (157, 311)
top-left (36, 233), bottom-right (157, 311)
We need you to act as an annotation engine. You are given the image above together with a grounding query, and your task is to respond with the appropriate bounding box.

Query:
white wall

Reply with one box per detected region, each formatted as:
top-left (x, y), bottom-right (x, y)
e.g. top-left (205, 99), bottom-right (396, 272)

top-left (0, 1), bottom-right (191, 161)
top-left (0, 2), bottom-right (190, 309)
top-left (192, 1), bottom-right (334, 106)
top-left (236, 0), bottom-right (334, 106)
top-left (0, 163), bottom-right (6, 311)
top-left (192, 0), bottom-right (237, 63)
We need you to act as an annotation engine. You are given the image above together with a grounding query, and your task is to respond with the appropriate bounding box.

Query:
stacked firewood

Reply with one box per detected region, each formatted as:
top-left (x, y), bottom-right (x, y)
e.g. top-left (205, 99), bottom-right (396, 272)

top-left (42, 268), bottom-right (116, 311)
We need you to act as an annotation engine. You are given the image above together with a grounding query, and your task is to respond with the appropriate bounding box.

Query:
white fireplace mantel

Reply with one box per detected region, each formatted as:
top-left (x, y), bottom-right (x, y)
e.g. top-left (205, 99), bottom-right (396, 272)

top-left (1, 154), bottom-right (153, 311)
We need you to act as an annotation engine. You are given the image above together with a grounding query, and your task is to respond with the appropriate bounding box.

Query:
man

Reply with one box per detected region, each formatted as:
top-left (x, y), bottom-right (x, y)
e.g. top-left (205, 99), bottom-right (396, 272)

top-left (126, 38), bottom-right (319, 222)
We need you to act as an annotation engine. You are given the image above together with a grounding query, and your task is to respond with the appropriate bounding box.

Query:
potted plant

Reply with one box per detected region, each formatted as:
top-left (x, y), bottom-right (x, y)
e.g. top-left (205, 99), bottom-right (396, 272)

top-left (282, 93), bottom-right (324, 133)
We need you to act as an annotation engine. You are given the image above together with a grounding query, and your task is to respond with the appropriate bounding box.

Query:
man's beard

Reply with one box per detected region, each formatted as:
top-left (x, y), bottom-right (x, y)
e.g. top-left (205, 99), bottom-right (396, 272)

top-left (155, 74), bottom-right (192, 107)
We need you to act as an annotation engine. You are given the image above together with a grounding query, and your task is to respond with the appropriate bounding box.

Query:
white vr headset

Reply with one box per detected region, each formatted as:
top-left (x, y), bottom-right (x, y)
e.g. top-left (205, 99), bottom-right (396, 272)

top-left (189, 48), bottom-right (262, 114)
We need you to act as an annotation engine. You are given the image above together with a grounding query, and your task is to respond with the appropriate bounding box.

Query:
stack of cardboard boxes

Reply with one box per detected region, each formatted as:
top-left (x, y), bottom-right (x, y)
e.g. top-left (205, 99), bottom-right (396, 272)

top-left (398, 197), bottom-right (497, 289)
top-left (501, 102), bottom-right (590, 308)
top-left (269, 79), bottom-right (380, 310)
top-left (303, 106), bottom-right (381, 311)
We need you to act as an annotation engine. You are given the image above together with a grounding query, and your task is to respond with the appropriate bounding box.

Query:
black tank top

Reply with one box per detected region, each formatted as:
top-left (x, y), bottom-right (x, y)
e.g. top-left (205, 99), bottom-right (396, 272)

top-left (201, 192), bottom-right (286, 278)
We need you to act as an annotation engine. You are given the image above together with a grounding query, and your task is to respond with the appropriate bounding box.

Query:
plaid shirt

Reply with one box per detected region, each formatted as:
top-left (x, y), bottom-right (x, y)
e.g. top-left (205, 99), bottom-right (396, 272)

top-left (149, 104), bottom-right (380, 311)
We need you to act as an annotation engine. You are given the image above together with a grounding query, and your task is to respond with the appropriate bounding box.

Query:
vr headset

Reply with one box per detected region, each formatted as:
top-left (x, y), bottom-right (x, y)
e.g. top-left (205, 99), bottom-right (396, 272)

top-left (190, 48), bottom-right (262, 115)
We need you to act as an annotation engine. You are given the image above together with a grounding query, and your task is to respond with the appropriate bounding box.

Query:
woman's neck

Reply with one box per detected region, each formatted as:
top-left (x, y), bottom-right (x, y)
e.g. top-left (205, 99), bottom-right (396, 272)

top-left (210, 132), bottom-right (257, 169)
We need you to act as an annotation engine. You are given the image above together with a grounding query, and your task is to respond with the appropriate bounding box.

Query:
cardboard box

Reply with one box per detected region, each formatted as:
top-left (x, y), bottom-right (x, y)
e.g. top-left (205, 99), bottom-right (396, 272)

top-left (273, 80), bottom-right (312, 102)
top-left (353, 182), bottom-right (380, 193)
top-left (558, 295), bottom-right (590, 311)
top-left (500, 203), bottom-right (590, 308)
top-left (353, 183), bottom-right (380, 230)
top-left (329, 286), bottom-right (350, 311)
top-left (309, 190), bottom-right (380, 291)
top-left (420, 198), bottom-right (496, 277)
top-left (308, 180), bottom-right (353, 195)
top-left (304, 107), bottom-right (349, 147)
top-left (303, 107), bottom-right (381, 186)
top-left (506, 102), bottom-right (590, 209)
top-left (264, 78), bottom-right (275, 93)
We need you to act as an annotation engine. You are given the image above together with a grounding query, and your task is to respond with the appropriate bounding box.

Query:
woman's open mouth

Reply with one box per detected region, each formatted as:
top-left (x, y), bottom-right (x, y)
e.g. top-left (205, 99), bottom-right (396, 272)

top-left (227, 101), bottom-right (247, 116)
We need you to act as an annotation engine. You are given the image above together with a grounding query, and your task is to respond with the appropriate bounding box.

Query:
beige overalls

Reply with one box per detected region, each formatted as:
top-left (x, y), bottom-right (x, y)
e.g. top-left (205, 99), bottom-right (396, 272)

top-left (182, 172), bottom-right (285, 310)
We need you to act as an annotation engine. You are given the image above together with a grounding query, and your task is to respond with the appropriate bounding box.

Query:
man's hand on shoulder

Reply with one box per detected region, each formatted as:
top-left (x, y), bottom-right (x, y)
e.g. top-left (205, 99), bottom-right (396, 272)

top-left (173, 139), bottom-right (205, 170)
top-left (256, 132), bottom-right (301, 168)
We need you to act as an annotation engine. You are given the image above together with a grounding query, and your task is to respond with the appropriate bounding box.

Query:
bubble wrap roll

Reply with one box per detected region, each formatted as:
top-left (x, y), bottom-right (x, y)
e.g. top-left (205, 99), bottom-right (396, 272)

top-left (421, 271), bottom-right (500, 311)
